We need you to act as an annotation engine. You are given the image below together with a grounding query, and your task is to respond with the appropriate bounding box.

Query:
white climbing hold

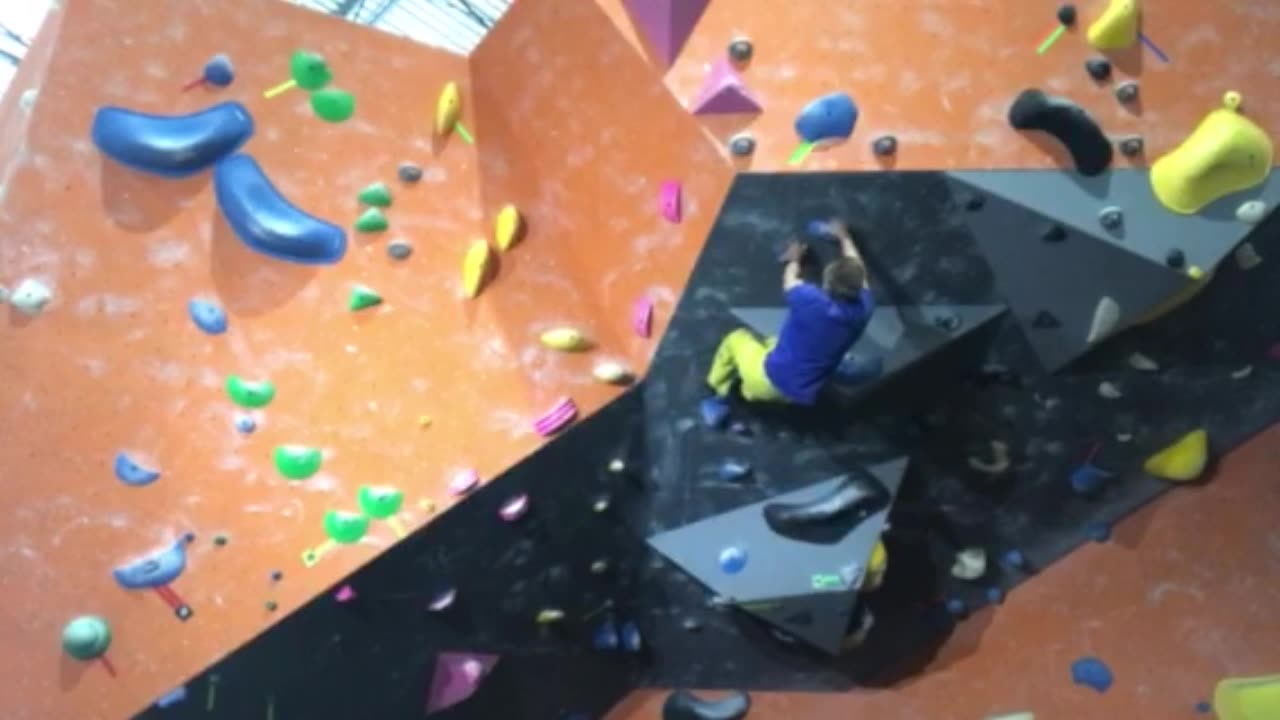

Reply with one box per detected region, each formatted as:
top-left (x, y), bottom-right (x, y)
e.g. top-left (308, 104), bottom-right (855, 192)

top-left (1127, 352), bottom-right (1159, 371)
top-left (1236, 200), bottom-right (1267, 224)
top-left (1086, 297), bottom-right (1120, 343)
top-left (19, 88), bottom-right (38, 113)
top-left (1234, 242), bottom-right (1262, 270)
top-left (987, 713), bottom-right (1036, 720)
top-left (1116, 432), bottom-right (1134, 443)
top-left (592, 361), bottom-right (633, 385)
top-left (1098, 381), bottom-right (1123, 399)
top-left (1231, 365), bottom-right (1254, 380)
top-left (950, 547), bottom-right (987, 581)
top-left (9, 278), bottom-right (52, 316)
top-left (967, 441), bottom-right (1010, 474)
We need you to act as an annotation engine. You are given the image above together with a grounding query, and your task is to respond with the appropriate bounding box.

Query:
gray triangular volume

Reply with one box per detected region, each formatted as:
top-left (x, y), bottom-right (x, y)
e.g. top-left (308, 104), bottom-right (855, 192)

top-left (738, 590), bottom-right (860, 655)
top-left (946, 169), bottom-right (1280, 272)
top-left (647, 458), bottom-right (907, 606)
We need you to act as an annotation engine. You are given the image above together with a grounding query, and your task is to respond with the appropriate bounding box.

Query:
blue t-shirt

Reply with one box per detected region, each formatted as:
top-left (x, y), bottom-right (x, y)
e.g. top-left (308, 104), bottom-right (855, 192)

top-left (764, 284), bottom-right (875, 405)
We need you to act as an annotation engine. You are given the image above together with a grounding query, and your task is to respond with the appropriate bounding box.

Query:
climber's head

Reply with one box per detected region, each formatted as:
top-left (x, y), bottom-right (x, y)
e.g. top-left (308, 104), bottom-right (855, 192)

top-left (823, 256), bottom-right (866, 301)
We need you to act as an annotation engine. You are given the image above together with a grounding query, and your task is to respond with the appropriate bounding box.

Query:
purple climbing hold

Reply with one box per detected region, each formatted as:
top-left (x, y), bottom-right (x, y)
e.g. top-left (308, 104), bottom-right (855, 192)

top-left (700, 396), bottom-right (730, 429)
top-left (691, 59), bottom-right (761, 115)
top-left (426, 652), bottom-right (499, 714)
top-left (1071, 656), bottom-right (1114, 693)
top-left (620, 0), bottom-right (710, 66)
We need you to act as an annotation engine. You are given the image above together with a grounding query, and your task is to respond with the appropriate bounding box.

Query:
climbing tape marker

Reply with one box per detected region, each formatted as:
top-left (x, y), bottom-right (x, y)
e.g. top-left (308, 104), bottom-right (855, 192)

top-left (206, 674), bottom-right (220, 711)
top-left (1036, 24), bottom-right (1067, 54)
top-left (1138, 32), bottom-right (1170, 63)
top-left (386, 517), bottom-right (407, 539)
top-left (262, 79), bottom-right (297, 99)
top-left (266, 695), bottom-right (276, 720)
top-left (786, 141), bottom-right (815, 166)
top-left (301, 539), bottom-right (338, 567)
top-left (454, 122), bottom-right (475, 144)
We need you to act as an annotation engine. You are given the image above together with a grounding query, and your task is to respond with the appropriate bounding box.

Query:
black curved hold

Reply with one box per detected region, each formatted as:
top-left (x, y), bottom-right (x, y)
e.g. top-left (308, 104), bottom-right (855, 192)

top-left (662, 690), bottom-right (752, 720)
top-left (213, 154), bottom-right (347, 265)
top-left (1008, 89), bottom-right (1113, 176)
top-left (91, 101), bottom-right (254, 178)
top-left (762, 469), bottom-right (889, 545)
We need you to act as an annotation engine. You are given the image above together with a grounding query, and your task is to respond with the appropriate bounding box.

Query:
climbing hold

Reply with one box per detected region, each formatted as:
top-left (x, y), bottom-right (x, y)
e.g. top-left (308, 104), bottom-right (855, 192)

top-left (729, 421), bottom-right (751, 436)
top-left (494, 203), bottom-right (524, 252)
top-left (234, 415), bottom-right (256, 434)
top-left (633, 295), bottom-right (654, 338)
top-left (348, 284), bottom-right (382, 311)
top-left (1213, 675), bottom-right (1280, 720)
top-left (428, 588), bottom-right (456, 611)
top-left (264, 600), bottom-right (278, 612)
top-left (188, 298), bottom-right (227, 335)
top-left (1166, 248), bottom-right (1185, 268)
top-left (311, 88), bottom-right (355, 123)
top-left (718, 546), bottom-right (748, 574)
top-left (592, 361), bottom-right (634, 385)
top-left (964, 193), bottom-right (986, 211)
top-left (286, 50), bottom-right (332, 90)
top-left (661, 690), bottom-right (752, 720)
top-left (323, 510), bottom-right (370, 545)
top-left (1087, 297), bottom-right (1120, 343)
top-left (1071, 656), bottom-right (1115, 693)
top-left (763, 473), bottom-right (890, 545)
top-left (1098, 381), bottom-right (1123, 399)
top-left (1087, 0), bottom-right (1140, 50)
top-left (1143, 429), bottom-right (1209, 482)
top-left (154, 686), bottom-right (188, 709)
top-left (1195, 700), bottom-right (1212, 714)
top-left (1032, 310), bottom-right (1061, 329)
top-left (1187, 265), bottom-right (1204, 279)
top-left (1128, 352), bottom-right (1159, 371)
top-left (536, 608), bottom-right (566, 624)
top-left (1231, 365), bottom-right (1254, 380)
top-left (499, 494), bottom-right (530, 522)
top-left (387, 239), bottom-right (413, 260)
top-left (539, 327), bottom-right (590, 352)
top-left (690, 59), bottom-right (761, 115)
top-left (92, 102), bottom-right (254, 178)
top-left (659, 180), bottom-right (682, 223)
top-left (593, 618), bottom-right (620, 650)
top-left (1115, 80), bottom-right (1139, 104)
top-left (334, 584), bottom-right (356, 602)
top-left (212, 533), bottom-right (228, 546)
top-left (1008, 89), bottom-right (1113, 176)
top-left (114, 451), bottom-right (161, 487)
top-left (356, 485), bottom-right (404, 519)
top-left (592, 494), bottom-right (612, 513)
top-left (986, 587), bottom-right (1006, 605)
top-left (62, 616), bottom-right (112, 661)
top-left (461, 239), bottom-right (493, 299)
top-left (795, 92), bottom-right (858, 146)
top-left (1236, 200), bottom-right (1268, 224)
top-left (590, 559), bottom-right (610, 574)
top-left (1151, 92), bottom-right (1275, 214)
top-left (700, 396), bottom-right (731, 429)
top-left (727, 37), bottom-right (753, 63)
top-left (951, 547), bottom-right (987, 580)
top-left (1042, 224), bottom-right (1067, 242)
top-left (225, 375), bottom-right (275, 408)
top-left (872, 135), bottom-right (898, 157)
top-left (1057, 3), bottom-right (1078, 25)
top-left (9, 278), bottom-right (52, 316)
top-left (1001, 549), bottom-right (1028, 570)
top-left (1234, 242), bottom-right (1262, 270)
top-left (1098, 206), bottom-right (1124, 230)
top-left (1084, 57), bottom-right (1112, 81)
top-left (1086, 521), bottom-right (1111, 542)
top-left (1071, 462), bottom-right (1113, 494)
top-left (1117, 135), bottom-right (1144, 157)
top-left (274, 444), bottom-right (322, 481)
top-left (354, 207), bottom-right (389, 233)
top-left (968, 440), bottom-right (1011, 474)
top-left (398, 163), bottom-right (422, 183)
top-left (357, 182), bottom-right (392, 208)
top-left (449, 468), bottom-right (481, 496)
top-left (620, 621), bottom-right (643, 652)
top-left (932, 311), bottom-right (961, 332)
top-left (681, 617), bottom-right (702, 632)
top-left (946, 598), bottom-right (969, 617)
top-left (533, 397), bottom-right (578, 436)
top-left (987, 714), bottom-right (1034, 720)
top-left (435, 81), bottom-right (461, 135)
top-left (214, 153), bottom-right (346, 265)
top-left (728, 132), bottom-right (755, 157)
top-left (717, 460), bottom-right (752, 482)
top-left (270, 570), bottom-right (283, 582)
top-left (113, 540), bottom-right (187, 588)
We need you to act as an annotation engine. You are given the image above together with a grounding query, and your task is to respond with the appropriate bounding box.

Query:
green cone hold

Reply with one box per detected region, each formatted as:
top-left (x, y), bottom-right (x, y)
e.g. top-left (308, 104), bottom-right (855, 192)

top-left (324, 510), bottom-right (370, 544)
top-left (354, 207), bottom-right (388, 233)
top-left (62, 615), bottom-right (111, 660)
top-left (274, 445), bottom-right (322, 481)
top-left (357, 485), bottom-right (404, 519)
top-left (290, 50), bottom-right (332, 90)
top-left (225, 375), bottom-right (276, 408)
top-left (358, 182), bottom-right (392, 208)
top-left (312, 88), bottom-right (355, 123)
top-left (348, 285), bottom-right (382, 311)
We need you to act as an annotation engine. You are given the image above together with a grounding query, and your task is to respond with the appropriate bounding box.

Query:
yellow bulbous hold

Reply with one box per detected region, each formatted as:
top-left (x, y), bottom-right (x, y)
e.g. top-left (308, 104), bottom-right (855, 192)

top-left (435, 81), bottom-right (461, 136)
top-left (461, 239), bottom-right (492, 299)
top-left (1142, 429), bottom-right (1209, 482)
top-left (540, 327), bottom-right (590, 352)
top-left (1214, 674), bottom-right (1280, 720)
top-left (494, 203), bottom-right (524, 252)
top-left (1087, 0), bottom-right (1141, 50)
top-left (1151, 92), bottom-right (1274, 214)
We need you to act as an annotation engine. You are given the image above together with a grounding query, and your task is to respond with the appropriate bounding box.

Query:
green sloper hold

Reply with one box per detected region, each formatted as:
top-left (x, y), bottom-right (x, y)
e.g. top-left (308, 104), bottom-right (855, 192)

top-left (357, 485), bottom-right (404, 519)
top-left (324, 510), bottom-right (370, 544)
top-left (312, 88), bottom-right (355, 123)
top-left (348, 284), bottom-right (382, 311)
top-left (274, 445), bottom-right (322, 481)
top-left (354, 207), bottom-right (388, 233)
top-left (225, 375), bottom-right (276, 408)
top-left (290, 50), bottom-right (332, 90)
top-left (62, 616), bottom-right (111, 660)
top-left (358, 182), bottom-right (392, 208)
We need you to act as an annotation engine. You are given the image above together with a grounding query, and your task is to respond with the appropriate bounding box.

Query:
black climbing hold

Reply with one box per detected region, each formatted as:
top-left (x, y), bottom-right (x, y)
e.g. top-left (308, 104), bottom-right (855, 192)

top-left (1117, 135), bottom-right (1144, 157)
top-left (1042, 224), bottom-right (1067, 242)
top-left (397, 163), bottom-right (422, 183)
top-left (270, 570), bottom-right (283, 582)
top-left (1166, 249), bottom-right (1186, 268)
top-left (762, 469), bottom-right (890, 545)
top-left (1032, 310), bottom-right (1061, 329)
top-left (1008, 88), bottom-right (1113, 176)
top-left (872, 135), bottom-right (897, 157)
top-left (265, 600), bottom-right (278, 612)
top-left (727, 38), bottom-right (753, 64)
top-left (728, 132), bottom-right (755, 157)
top-left (963, 193), bottom-right (985, 211)
top-left (1115, 81), bottom-right (1139, 104)
top-left (1085, 58), bottom-right (1112, 81)
top-left (387, 239), bottom-right (413, 260)
top-left (1057, 4), bottom-right (1077, 25)
top-left (662, 689), bottom-right (752, 720)
top-left (175, 606), bottom-right (194, 621)
top-left (213, 533), bottom-right (229, 546)
top-left (1099, 206), bottom-right (1124, 230)
top-left (932, 312), bottom-right (961, 331)
top-left (182, 532), bottom-right (196, 544)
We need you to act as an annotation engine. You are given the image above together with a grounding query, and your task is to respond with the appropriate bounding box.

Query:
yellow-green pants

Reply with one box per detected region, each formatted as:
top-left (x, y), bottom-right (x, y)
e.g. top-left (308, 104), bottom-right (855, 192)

top-left (706, 329), bottom-right (788, 402)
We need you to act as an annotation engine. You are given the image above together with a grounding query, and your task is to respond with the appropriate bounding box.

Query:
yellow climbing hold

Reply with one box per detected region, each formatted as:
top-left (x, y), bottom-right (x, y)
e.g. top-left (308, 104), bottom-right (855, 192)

top-left (1087, 0), bottom-right (1140, 50)
top-left (540, 327), bottom-right (590, 352)
top-left (417, 498), bottom-right (437, 513)
top-left (864, 540), bottom-right (888, 592)
top-left (1142, 429), bottom-right (1209, 482)
top-left (1214, 674), bottom-right (1280, 720)
top-left (1151, 92), bottom-right (1274, 214)
top-left (494, 203), bottom-right (524, 252)
top-left (417, 415), bottom-right (432, 428)
top-left (592, 360), bottom-right (633, 385)
top-left (461, 239), bottom-right (493, 299)
top-left (435, 81), bottom-right (461, 136)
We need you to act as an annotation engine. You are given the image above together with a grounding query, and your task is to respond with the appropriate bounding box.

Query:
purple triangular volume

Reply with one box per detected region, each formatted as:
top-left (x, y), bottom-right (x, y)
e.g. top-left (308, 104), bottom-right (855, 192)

top-left (426, 652), bottom-right (499, 715)
top-left (691, 60), bottom-right (762, 115)
top-left (622, 0), bottom-right (710, 66)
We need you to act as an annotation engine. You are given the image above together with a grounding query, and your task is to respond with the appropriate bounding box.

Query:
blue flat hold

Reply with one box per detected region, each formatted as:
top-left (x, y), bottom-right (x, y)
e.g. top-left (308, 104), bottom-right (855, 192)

top-left (113, 540), bottom-right (187, 589)
top-left (717, 460), bottom-right (752, 482)
top-left (204, 54), bottom-right (234, 87)
top-left (91, 101), bottom-right (254, 178)
top-left (214, 154), bottom-right (347, 265)
top-left (986, 586), bottom-right (1005, 604)
top-left (945, 597), bottom-right (968, 616)
top-left (1070, 463), bottom-right (1111, 494)
top-left (1001, 549), bottom-right (1028, 570)
top-left (155, 686), bottom-right (188, 709)
top-left (187, 298), bottom-right (227, 335)
top-left (1086, 521), bottom-right (1111, 542)
top-left (1071, 656), bottom-right (1114, 693)
top-left (794, 92), bottom-right (858, 145)
top-left (593, 619), bottom-right (619, 650)
top-left (620, 621), bottom-right (642, 652)
top-left (114, 451), bottom-right (161, 487)
top-left (700, 396), bottom-right (730, 429)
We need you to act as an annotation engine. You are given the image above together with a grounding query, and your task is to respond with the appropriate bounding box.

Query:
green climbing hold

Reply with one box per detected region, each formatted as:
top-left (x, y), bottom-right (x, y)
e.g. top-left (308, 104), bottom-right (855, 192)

top-left (357, 485), bottom-right (404, 519)
top-left (274, 445), bottom-right (323, 481)
top-left (62, 615), bottom-right (111, 660)
top-left (225, 375), bottom-right (276, 408)
top-left (312, 88), bottom-right (355, 123)
top-left (290, 50), bottom-right (332, 91)
top-left (324, 510), bottom-right (370, 544)
top-left (358, 182), bottom-right (393, 208)
top-left (354, 207), bottom-right (388, 233)
top-left (348, 284), bottom-right (382, 311)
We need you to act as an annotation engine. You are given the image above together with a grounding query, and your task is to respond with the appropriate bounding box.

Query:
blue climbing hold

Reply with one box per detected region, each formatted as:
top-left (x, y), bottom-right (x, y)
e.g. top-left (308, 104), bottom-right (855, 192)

top-left (91, 102), bottom-right (254, 178)
top-left (945, 597), bottom-right (968, 616)
top-left (835, 355), bottom-right (884, 385)
top-left (1070, 464), bottom-right (1111, 494)
top-left (114, 452), bottom-right (160, 487)
top-left (214, 154), bottom-right (347, 265)
top-left (620, 621), bottom-right (642, 652)
top-left (986, 586), bottom-right (1005, 605)
top-left (1001, 549), bottom-right (1028, 570)
top-left (155, 685), bottom-right (188, 709)
top-left (718, 545), bottom-right (748, 574)
top-left (1086, 521), bottom-right (1111, 542)
top-left (794, 92), bottom-right (858, 145)
top-left (1195, 700), bottom-right (1212, 714)
top-left (700, 396), bottom-right (730, 429)
top-left (234, 415), bottom-right (256, 434)
top-left (203, 54), bottom-right (234, 87)
top-left (806, 219), bottom-right (830, 237)
top-left (1071, 656), bottom-right (1114, 693)
top-left (113, 540), bottom-right (187, 589)
top-left (593, 619), bottom-right (619, 650)
top-left (188, 298), bottom-right (227, 335)
top-left (717, 460), bottom-right (752, 482)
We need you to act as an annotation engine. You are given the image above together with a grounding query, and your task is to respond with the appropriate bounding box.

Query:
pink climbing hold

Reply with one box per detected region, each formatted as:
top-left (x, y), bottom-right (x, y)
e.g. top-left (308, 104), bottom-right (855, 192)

top-left (449, 468), bottom-right (481, 496)
top-left (621, 0), bottom-right (710, 67)
top-left (334, 584), bottom-right (356, 602)
top-left (659, 180), bottom-right (682, 223)
top-left (691, 59), bottom-right (761, 115)
top-left (498, 494), bottom-right (529, 522)
top-left (426, 652), bottom-right (499, 714)
top-left (533, 397), bottom-right (578, 437)
top-left (633, 296), bottom-right (654, 338)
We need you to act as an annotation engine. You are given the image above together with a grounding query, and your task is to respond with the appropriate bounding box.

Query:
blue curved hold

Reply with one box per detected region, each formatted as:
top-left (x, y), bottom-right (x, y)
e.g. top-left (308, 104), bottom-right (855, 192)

top-left (1071, 656), bottom-right (1114, 693)
top-left (214, 154), bottom-right (347, 265)
top-left (114, 452), bottom-right (160, 487)
top-left (113, 540), bottom-right (187, 589)
top-left (794, 92), bottom-right (858, 145)
top-left (188, 298), bottom-right (227, 335)
top-left (91, 101), bottom-right (254, 178)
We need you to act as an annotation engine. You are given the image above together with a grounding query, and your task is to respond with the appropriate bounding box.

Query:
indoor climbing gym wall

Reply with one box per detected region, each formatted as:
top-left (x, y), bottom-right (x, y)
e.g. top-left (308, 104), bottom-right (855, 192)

top-left (3, 0), bottom-right (1280, 719)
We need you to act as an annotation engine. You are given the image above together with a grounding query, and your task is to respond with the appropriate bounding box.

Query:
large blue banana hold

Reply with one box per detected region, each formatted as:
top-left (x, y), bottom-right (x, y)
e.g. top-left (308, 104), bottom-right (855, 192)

top-left (91, 101), bottom-right (254, 178)
top-left (214, 153), bottom-right (347, 265)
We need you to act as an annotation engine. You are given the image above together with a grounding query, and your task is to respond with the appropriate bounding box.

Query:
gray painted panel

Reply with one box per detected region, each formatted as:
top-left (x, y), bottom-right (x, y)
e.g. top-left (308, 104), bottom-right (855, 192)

top-left (740, 590), bottom-right (860, 655)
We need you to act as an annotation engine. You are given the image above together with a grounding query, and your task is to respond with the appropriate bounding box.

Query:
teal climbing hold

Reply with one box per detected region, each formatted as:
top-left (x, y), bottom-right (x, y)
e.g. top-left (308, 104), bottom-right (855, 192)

top-left (354, 207), bottom-right (388, 233)
top-left (357, 182), bottom-right (392, 208)
top-left (274, 445), bottom-right (322, 480)
top-left (348, 285), bottom-right (382, 311)
top-left (225, 375), bottom-right (276, 408)
top-left (62, 615), bottom-right (112, 660)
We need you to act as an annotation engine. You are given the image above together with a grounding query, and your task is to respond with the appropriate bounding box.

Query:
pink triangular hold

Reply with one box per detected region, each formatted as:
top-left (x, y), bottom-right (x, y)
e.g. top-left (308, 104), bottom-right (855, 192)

top-left (622, 0), bottom-right (710, 67)
top-left (691, 60), bottom-right (761, 115)
top-left (334, 584), bottom-right (356, 602)
top-left (426, 652), bottom-right (499, 714)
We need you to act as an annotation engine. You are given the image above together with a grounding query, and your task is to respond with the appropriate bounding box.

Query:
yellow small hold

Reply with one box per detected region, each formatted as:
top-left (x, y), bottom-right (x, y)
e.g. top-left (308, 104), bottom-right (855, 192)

top-left (436, 81), bottom-right (461, 136)
top-left (417, 498), bottom-right (436, 513)
top-left (592, 361), bottom-right (633, 385)
top-left (461, 239), bottom-right (493, 299)
top-left (536, 608), bottom-right (565, 624)
top-left (863, 541), bottom-right (888, 592)
top-left (1187, 265), bottom-right (1204, 279)
top-left (1087, 0), bottom-right (1141, 50)
top-left (1214, 674), bottom-right (1280, 720)
top-left (1143, 429), bottom-right (1209, 482)
top-left (494, 204), bottom-right (524, 252)
top-left (540, 327), bottom-right (590, 352)
top-left (1151, 93), bottom-right (1275, 214)
top-left (417, 415), bottom-right (432, 428)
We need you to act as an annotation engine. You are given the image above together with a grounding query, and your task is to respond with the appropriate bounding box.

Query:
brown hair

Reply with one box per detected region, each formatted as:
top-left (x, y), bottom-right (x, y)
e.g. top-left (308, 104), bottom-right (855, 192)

top-left (823, 256), bottom-right (866, 300)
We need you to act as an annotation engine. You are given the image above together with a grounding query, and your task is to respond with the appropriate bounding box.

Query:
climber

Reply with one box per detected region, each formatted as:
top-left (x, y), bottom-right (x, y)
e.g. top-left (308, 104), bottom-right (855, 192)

top-left (704, 219), bottom-right (875, 413)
